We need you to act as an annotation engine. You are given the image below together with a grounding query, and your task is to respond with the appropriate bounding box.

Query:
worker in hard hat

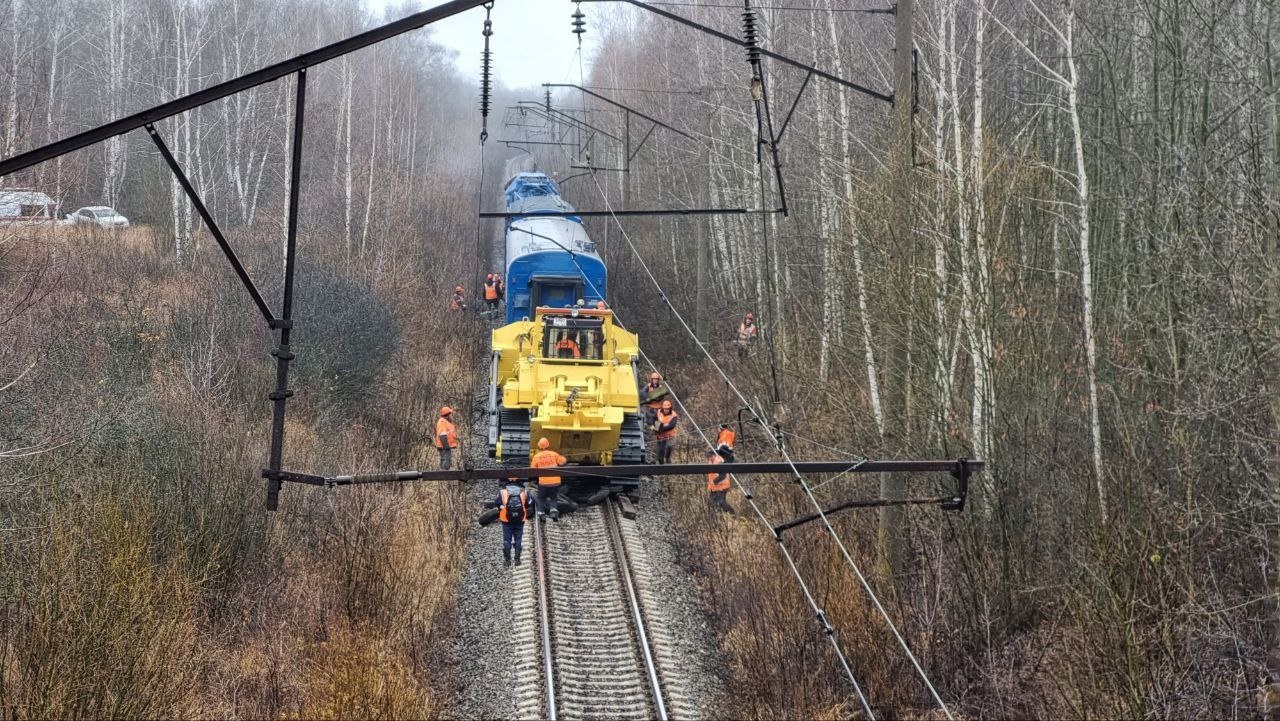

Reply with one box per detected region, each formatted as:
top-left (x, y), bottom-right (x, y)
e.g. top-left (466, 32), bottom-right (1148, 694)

top-left (450, 286), bottom-right (467, 311)
top-left (531, 438), bottom-right (567, 521)
top-left (435, 406), bottom-right (459, 469)
top-left (639, 372), bottom-right (668, 426)
top-left (653, 399), bottom-right (678, 464)
top-left (483, 274), bottom-right (500, 313)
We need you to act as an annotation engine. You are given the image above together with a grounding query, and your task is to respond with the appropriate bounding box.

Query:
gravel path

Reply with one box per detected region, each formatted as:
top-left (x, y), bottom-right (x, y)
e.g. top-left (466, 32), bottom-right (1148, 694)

top-left (448, 476), bottom-right (725, 720)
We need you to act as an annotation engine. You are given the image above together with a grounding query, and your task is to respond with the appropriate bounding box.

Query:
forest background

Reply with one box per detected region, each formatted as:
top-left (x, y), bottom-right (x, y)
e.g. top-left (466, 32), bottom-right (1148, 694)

top-left (1, 0), bottom-right (1278, 718)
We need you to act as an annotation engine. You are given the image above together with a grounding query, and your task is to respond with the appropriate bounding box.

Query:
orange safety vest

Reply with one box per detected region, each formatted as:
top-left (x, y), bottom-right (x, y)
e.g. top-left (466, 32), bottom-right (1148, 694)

top-left (555, 338), bottom-right (581, 358)
top-left (484, 281), bottom-right (498, 301)
top-left (531, 449), bottom-right (567, 486)
top-left (655, 409), bottom-right (678, 440)
top-left (499, 488), bottom-right (528, 523)
top-left (737, 322), bottom-right (757, 343)
top-left (435, 417), bottom-right (458, 448)
top-left (716, 427), bottom-right (735, 450)
top-left (450, 293), bottom-right (465, 310)
top-left (642, 382), bottom-right (665, 409)
top-left (707, 454), bottom-right (730, 492)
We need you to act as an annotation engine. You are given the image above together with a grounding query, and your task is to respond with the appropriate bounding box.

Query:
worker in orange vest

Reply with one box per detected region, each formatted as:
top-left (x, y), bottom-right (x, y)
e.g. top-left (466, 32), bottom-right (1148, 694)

top-left (716, 423), bottom-right (736, 462)
top-left (640, 372), bottom-right (668, 426)
top-left (555, 332), bottom-right (582, 358)
top-left (489, 479), bottom-right (529, 566)
top-left (483, 274), bottom-right (500, 313)
top-left (531, 438), bottom-right (568, 521)
top-left (435, 406), bottom-right (459, 469)
top-left (450, 286), bottom-right (467, 311)
top-left (706, 448), bottom-right (734, 514)
top-left (735, 312), bottom-right (758, 356)
top-left (653, 400), bottom-right (678, 464)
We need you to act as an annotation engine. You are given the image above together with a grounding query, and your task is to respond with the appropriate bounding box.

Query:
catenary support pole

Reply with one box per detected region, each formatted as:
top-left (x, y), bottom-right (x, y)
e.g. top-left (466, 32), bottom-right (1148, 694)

top-left (878, 0), bottom-right (915, 576)
top-left (265, 69), bottom-right (307, 512)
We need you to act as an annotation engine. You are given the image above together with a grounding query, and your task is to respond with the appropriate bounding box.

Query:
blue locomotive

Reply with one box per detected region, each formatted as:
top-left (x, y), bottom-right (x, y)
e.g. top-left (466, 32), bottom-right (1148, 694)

top-left (502, 172), bottom-right (606, 322)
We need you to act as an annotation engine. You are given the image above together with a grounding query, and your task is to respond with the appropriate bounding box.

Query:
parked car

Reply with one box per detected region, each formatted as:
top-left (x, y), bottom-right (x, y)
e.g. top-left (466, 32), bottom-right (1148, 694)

top-left (0, 189), bottom-right (58, 225)
top-left (70, 206), bottom-right (130, 228)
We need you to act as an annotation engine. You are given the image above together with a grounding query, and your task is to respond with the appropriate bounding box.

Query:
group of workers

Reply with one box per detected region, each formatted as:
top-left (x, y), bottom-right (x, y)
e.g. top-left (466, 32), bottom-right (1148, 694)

top-left (433, 302), bottom-right (758, 566)
top-left (449, 273), bottom-right (507, 313)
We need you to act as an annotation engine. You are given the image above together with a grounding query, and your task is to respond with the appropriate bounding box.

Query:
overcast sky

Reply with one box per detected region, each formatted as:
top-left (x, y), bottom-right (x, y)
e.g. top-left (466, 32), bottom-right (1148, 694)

top-left (370, 1), bottom-right (610, 91)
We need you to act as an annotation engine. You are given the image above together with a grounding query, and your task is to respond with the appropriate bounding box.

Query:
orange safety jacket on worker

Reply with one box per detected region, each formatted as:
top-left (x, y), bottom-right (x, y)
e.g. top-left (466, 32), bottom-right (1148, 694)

top-left (716, 426), bottom-right (735, 451)
top-left (531, 449), bottom-right (568, 486)
top-left (435, 416), bottom-right (459, 449)
top-left (641, 381), bottom-right (666, 409)
top-left (706, 454), bottom-right (730, 493)
top-left (498, 487), bottom-right (528, 523)
top-left (737, 321), bottom-right (758, 343)
top-left (555, 337), bottom-right (581, 358)
top-left (655, 408), bottom-right (679, 440)
top-left (484, 279), bottom-right (499, 301)
top-left (450, 292), bottom-right (466, 311)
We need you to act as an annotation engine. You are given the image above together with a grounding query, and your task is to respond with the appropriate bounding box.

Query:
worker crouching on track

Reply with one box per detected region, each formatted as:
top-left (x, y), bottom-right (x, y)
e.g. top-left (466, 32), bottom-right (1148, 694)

top-left (436, 406), bottom-right (459, 470)
top-left (532, 438), bottom-right (567, 521)
top-left (492, 479), bottom-right (529, 566)
top-left (706, 448), bottom-right (735, 514)
top-left (654, 400), bottom-right (678, 464)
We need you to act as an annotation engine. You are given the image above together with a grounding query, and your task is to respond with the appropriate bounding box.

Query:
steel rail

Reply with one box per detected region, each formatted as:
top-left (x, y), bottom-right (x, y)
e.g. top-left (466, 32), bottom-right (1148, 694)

top-left (532, 510), bottom-right (558, 720)
top-left (604, 499), bottom-right (669, 720)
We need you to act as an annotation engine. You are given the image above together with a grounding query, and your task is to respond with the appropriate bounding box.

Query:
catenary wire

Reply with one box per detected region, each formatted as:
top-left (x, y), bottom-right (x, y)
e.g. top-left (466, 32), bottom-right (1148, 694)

top-left (534, 130), bottom-right (876, 717)
top-left (570, 140), bottom-right (956, 720)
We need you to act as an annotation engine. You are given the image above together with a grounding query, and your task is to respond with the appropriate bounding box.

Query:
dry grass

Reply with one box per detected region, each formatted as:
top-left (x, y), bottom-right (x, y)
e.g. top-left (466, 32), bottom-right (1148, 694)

top-left (0, 228), bottom-right (479, 719)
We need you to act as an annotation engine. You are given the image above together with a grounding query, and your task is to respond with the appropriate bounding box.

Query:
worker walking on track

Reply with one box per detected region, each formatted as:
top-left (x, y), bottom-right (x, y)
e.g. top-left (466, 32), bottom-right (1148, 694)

top-left (450, 286), bottom-right (467, 311)
top-left (706, 448), bottom-right (735, 514)
top-left (492, 479), bottom-right (529, 566)
top-left (716, 423), bottom-right (736, 462)
top-left (654, 399), bottom-right (678, 464)
top-left (532, 438), bottom-right (567, 521)
top-left (435, 406), bottom-right (459, 470)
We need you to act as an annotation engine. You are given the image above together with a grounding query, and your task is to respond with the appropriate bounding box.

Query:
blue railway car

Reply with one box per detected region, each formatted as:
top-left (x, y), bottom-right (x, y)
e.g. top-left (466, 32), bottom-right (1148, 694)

top-left (503, 172), bottom-right (606, 323)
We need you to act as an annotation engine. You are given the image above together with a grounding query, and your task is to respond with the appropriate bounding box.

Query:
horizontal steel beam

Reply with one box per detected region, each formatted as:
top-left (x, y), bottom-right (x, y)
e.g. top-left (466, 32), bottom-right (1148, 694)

top-left (0, 0), bottom-right (490, 177)
top-left (580, 0), bottom-right (894, 105)
top-left (267, 458), bottom-right (984, 486)
top-left (544, 84), bottom-right (693, 140)
top-left (480, 208), bottom-right (779, 219)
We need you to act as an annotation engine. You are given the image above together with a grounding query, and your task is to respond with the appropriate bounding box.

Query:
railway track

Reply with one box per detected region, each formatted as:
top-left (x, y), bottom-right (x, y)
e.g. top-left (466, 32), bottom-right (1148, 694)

top-left (507, 498), bottom-right (693, 720)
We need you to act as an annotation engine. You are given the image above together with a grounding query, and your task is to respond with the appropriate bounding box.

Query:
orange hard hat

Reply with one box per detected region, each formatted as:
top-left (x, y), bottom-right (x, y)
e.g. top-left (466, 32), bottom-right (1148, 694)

top-left (455, 286), bottom-right (463, 293)
top-left (440, 406), bottom-right (452, 416)
top-left (662, 400), bottom-right (673, 410)
top-left (746, 312), bottom-right (755, 320)
top-left (486, 273), bottom-right (493, 281)
top-left (538, 438), bottom-right (550, 450)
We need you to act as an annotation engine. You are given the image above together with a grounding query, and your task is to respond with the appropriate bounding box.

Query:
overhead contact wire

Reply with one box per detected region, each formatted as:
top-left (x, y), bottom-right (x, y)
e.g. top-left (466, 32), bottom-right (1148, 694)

top-left (570, 146), bottom-right (955, 720)
top-left (544, 143), bottom-right (873, 717)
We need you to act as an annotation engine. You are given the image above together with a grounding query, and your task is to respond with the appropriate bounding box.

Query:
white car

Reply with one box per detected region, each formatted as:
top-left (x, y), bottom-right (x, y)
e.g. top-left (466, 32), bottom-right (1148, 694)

top-left (70, 206), bottom-right (130, 228)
